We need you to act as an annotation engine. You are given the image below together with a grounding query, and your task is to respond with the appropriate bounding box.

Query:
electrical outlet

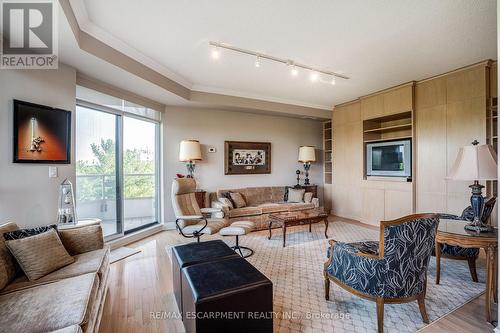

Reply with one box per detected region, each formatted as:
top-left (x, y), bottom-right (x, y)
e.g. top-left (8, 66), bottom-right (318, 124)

top-left (48, 166), bottom-right (58, 178)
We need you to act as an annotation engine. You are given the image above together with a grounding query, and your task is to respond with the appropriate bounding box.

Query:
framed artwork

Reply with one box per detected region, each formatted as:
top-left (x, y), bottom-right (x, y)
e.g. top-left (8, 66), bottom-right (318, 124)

top-left (13, 99), bottom-right (71, 164)
top-left (224, 141), bottom-right (271, 175)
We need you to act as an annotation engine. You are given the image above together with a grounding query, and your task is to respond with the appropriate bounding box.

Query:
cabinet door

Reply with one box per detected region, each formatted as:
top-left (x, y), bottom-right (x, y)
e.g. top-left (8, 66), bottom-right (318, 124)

top-left (361, 94), bottom-right (384, 120)
top-left (383, 85), bottom-right (413, 115)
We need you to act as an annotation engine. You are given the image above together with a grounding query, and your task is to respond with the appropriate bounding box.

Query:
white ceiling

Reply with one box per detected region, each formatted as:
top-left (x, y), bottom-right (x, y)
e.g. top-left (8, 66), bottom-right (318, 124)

top-left (61, 0), bottom-right (496, 110)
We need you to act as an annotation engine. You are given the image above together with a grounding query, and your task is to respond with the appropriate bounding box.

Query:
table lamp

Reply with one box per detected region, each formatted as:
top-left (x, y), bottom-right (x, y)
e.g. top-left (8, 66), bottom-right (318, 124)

top-left (179, 140), bottom-right (202, 178)
top-left (447, 140), bottom-right (497, 232)
top-left (298, 146), bottom-right (316, 186)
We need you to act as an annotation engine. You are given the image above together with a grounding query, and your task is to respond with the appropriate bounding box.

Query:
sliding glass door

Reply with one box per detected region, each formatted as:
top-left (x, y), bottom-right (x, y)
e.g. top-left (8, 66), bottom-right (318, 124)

top-left (75, 105), bottom-right (122, 238)
top-left (76, 103), bottom-right (160, 239)
top-left (123, 116), bottom-right (159, 234)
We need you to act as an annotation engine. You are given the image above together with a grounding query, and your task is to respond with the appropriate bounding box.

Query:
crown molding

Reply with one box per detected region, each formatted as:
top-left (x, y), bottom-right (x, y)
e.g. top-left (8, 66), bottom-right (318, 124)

top-left (59, 0), bottom-right (330, 117)
top-left (191, 84), bottom-right (332, 110)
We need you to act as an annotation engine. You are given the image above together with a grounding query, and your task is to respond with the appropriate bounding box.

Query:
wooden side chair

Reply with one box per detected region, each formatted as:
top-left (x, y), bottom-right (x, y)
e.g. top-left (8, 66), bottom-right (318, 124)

top-left (436, 196), bottom-right (497, 282)
top-left (324, 213), bottom-right (439, 333)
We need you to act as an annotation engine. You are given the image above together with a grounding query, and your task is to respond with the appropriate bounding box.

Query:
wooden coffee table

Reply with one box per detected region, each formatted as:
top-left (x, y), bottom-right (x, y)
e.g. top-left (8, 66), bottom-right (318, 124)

top-left (268, 208), bottom-right (329, 247)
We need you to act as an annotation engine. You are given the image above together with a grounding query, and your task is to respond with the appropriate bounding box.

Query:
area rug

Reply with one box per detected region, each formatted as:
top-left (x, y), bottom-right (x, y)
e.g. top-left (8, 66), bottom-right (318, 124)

top-left (110, 246), bottom-right (141, 263)
top-left (166, 220), bottom-right (485, 333)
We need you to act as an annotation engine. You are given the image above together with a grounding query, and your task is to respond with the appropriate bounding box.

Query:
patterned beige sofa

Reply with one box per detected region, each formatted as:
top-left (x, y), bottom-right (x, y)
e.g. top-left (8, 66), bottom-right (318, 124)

top-left (209, 186), bottom-right (318, 231)
top-left (0, 221), bottom-right (109, 333)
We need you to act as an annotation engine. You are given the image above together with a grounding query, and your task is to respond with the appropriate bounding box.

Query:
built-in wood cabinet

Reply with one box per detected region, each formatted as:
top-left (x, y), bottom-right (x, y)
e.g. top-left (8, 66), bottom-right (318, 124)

top-left (487, 62), bottom-right (497, 225)
top-left (323, 121), bottom-right (332, 212)
top-left (331, 61), bottom-right (496, 227)
top-left (361, 84), bottom-right (413, 120)
top-left (415, 63), bottom-right (489, 217)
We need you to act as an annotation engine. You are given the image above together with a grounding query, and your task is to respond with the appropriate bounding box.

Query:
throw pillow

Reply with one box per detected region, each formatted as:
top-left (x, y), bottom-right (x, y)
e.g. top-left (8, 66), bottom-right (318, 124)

top-left (304, 192), bottom-right (313, 203)
top-left (3, 224), bottom-right (57, 241)
top-left (287, 188), bottom-right (305, 203)
top-left (218, 197), bottom-right (234, 209)
top-left (58, 225), bottom-right (104, 256)
top-left (229, 192), bottom-right (247, 208)
top-left (6, 229), bottom-right (75, 281)
top-left (221, 192), bottom-right (236, 207)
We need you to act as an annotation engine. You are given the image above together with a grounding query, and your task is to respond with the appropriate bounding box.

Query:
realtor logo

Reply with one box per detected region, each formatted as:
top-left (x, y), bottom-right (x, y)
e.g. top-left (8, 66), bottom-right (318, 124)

top-left (1, 0), bottom-right (58, 69)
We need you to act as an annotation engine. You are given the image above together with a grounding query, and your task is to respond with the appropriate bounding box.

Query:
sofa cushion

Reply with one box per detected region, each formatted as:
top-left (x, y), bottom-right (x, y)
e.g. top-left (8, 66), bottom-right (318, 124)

top-left (258, 203), bottom-right (289, 214)
top-left (229, 192), bottom-right (247, 208)
top-left (218, 197), bottom-right (234, 209)
top-left (286, 188), bottom-right (305, 203)
top-left (304, 192), bottom-right (313, 203)
top-left (2, 247), bottom-right (109, 295)
top-left (0, 222), bottom-right (19, 290)
top-left (58, 225), bottom-right (104, 256)
top-left (288, 203), bottom-right (316, 211)
top-left (228, 207), bottom-right (263, 218)
top-left (0, 273), bottom-right (99, 333)
top-left (6, 229), bottom-right (75, 281)
top-left (46, 325), bottom-right (83, 333)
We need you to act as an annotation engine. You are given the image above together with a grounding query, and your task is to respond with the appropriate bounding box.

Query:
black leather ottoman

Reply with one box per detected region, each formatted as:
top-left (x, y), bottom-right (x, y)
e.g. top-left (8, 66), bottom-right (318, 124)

top-left (172, 240), bottom-right (238, 316)
top-left (182, 256), bottom-right (273, 333)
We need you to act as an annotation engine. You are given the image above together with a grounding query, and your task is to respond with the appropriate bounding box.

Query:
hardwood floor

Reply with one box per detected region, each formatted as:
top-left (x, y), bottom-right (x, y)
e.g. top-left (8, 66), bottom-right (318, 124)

top-left (99, 218), bottom-right (497, 333)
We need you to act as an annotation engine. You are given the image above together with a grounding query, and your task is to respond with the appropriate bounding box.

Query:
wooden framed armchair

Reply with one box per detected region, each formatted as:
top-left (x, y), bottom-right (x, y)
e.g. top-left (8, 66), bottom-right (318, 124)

top-left (436, 196), bottom-right (497, 282)
top-left (324, 214), bottom-right (439, 333)
top-left (171, 178), bottom-right (228, 242)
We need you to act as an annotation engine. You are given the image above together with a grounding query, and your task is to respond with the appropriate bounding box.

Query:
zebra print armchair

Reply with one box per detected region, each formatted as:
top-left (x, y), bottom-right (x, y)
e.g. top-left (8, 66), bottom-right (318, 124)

top-left (324, 214), bottom-right (439, 333)
top-left (435, 196), bottom-right (496, 282)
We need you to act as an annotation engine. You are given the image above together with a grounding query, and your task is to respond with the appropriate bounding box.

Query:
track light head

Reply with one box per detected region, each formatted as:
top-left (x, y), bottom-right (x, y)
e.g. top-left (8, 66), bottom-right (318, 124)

top-left (291, 66), bottom-right (298, 77)
top-left (211, 46), bottom-right (220, 60)
top-left (309, 72), bottom-right (319, 82)
top-left (255, 56), bottom-right (261, 68)
top-left (331, 76), bottom-right (336, 85)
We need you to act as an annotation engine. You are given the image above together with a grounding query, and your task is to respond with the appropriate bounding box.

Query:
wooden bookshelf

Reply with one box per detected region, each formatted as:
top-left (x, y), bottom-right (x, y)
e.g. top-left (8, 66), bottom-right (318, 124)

top-left (323, 121), bottom-right (332, 185)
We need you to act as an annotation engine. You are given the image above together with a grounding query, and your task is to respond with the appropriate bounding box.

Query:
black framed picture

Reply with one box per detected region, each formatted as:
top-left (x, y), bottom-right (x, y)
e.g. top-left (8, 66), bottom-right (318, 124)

top-left (224, 141), bottom-right (271, 175)
top-left (13, 99), bottom-right (71, 164)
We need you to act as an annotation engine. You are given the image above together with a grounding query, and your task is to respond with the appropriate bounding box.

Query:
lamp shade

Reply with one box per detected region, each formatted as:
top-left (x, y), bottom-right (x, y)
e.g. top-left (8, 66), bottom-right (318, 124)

top-left (447, 143), bottom-right (498, 181)
top-left (298, 146), bottom-right (316, 163)
top-left (179, 140), bottom-right (202, 162)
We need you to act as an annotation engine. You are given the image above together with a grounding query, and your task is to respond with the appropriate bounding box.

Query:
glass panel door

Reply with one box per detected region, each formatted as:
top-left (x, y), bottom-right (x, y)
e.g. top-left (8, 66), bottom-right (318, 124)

top-left (123, 116), bottom-right (159, 233)
top-left (76, 105), bottom-right (122, 238)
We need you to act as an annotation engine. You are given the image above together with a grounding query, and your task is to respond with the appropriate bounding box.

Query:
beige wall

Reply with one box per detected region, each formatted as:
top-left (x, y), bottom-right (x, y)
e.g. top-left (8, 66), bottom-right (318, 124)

top-left (0, 65), bottom-right (77, 228)
top-left (162, 107), bottom-right (324, 222)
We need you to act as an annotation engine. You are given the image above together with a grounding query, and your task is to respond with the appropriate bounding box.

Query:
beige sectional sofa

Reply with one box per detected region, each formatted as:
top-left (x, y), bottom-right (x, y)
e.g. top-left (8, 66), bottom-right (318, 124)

top-left (210, 186), bottom-right (318, 230)
top-left (0, 221), bottom-right (109, 333)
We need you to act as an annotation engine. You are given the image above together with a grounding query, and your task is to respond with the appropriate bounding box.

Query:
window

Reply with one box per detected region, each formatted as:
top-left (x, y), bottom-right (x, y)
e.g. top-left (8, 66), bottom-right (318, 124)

top-left (75, 88), bottom-right (161, 239)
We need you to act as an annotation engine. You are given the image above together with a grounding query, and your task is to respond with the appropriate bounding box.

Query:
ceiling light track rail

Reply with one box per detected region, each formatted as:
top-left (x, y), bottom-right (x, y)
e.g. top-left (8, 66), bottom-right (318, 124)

top-left (209, 41), bottom-right (349, 80)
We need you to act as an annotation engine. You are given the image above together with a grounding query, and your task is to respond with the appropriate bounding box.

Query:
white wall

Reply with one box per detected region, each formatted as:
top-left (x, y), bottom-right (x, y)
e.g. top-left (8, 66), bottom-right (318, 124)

top-left (163, 107), bottom-right (324, 222)
top-left (0, 65), bottom-right (76, 228)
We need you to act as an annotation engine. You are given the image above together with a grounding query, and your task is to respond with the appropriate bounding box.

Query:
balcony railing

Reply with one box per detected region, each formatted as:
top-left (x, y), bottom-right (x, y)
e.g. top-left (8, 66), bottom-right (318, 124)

top-left (76, 173), bottom-right (157, 236)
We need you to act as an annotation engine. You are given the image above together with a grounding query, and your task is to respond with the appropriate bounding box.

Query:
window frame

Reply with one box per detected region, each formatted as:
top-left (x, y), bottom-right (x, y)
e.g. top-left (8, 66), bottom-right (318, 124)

top-left (76, 99), bottom-right (161, 241)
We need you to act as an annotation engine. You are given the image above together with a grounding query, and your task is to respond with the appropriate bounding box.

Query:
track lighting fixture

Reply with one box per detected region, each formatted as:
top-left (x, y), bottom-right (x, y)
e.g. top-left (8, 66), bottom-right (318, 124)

top-left (255, 56), bottom-right (261, 68)
top-left (208, 41), bottom-right (350, 85)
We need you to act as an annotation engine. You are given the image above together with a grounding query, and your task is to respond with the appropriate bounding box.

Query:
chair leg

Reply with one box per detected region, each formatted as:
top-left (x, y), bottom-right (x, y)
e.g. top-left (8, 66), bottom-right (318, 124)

top-left (417, 293), bottom-right (429, 324)
top-left (324, 277), bottom-right (330, 301)
top-left (230, 235), bottom-right (254, 258)
top-left (376, 298), bottom-right (384, 333)
top-left (467, 257), bottom-right (479, 282)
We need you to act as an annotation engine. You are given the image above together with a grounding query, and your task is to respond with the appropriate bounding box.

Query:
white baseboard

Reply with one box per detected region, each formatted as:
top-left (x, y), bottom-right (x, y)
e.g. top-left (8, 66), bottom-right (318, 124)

top-left (494, 326), bottom-right (500, 333)
top-left (106, 224), bottom-right (164, 250)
